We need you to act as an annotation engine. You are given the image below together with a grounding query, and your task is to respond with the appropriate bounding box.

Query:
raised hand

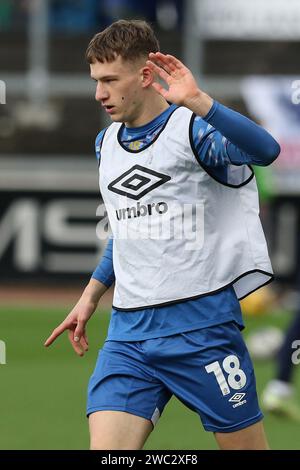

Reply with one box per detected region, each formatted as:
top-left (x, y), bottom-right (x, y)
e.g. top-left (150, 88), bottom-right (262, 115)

top-left (147, 52), bottom-right (213, 116)
top-left (147, 52), bottom-right (200, 106)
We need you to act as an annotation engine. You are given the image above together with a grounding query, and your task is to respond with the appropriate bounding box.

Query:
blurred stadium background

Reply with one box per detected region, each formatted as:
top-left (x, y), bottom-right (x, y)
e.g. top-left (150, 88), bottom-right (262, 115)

top-left (1, 0), bottom-right (300, 449)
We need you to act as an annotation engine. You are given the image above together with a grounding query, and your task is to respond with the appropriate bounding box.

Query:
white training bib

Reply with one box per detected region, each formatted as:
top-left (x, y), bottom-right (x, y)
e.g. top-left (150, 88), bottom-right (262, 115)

top-left (99, 106), bottom-right (273, 310)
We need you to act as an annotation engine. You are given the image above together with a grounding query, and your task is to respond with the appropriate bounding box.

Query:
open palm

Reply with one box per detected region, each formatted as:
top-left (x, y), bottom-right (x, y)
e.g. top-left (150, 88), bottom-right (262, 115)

top-left (147, 52), bottom-right (200, 106)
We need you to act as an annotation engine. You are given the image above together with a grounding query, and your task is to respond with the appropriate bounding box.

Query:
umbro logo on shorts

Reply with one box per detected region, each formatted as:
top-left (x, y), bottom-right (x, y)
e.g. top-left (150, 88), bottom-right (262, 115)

top-left (229, 393), bottom-right (246, 403)
top-left (229, 393), bottom-right (247, 408)
top-left (108, 165), bottom-right (171, 200)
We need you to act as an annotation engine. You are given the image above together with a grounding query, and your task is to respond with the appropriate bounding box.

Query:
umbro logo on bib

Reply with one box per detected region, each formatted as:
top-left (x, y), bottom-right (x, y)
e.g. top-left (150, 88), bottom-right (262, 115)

top-left (108, 164), bottom-right (171, 200)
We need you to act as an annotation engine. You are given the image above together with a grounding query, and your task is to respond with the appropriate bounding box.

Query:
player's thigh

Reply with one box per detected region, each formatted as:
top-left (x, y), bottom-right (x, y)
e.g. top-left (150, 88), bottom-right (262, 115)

top-left (89, 410), bottom-right (153, 450)
top-left (214, 421), bottom-right (269, 450)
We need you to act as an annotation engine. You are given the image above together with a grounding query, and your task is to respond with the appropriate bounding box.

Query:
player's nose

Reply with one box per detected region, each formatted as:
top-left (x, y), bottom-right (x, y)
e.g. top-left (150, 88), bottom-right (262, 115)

top-left (95, 83), bottom-right (109, 102)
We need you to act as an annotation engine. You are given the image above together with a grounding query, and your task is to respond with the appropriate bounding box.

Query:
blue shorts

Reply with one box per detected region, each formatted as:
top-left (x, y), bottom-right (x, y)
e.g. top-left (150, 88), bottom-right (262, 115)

top-left (87, 321), bottom-right (263, 433)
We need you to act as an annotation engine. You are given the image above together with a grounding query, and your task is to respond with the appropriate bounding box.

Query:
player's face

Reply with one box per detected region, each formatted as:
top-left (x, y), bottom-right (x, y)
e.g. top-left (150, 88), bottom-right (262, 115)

top-left (90, 56), bottom-right (146, 126)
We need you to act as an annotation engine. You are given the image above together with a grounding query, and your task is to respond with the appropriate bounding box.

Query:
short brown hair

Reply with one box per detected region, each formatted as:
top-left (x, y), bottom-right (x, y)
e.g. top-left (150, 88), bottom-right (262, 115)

top-left (86, 19), bottom-right (160, 64)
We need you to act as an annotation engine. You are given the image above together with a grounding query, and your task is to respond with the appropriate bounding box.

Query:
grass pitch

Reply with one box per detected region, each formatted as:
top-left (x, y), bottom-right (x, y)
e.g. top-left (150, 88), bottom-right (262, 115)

top-left (0, 305), bottom-right (299, 449)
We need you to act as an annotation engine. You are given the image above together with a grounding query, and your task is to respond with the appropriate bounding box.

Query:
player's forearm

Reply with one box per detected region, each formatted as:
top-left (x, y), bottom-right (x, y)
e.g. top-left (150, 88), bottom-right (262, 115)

top-left (82, 239), bottom-right (115, 306)
top-left (91, 238), bottom-right (115, 287)
top-left (203, 101), bottom-right (280, 165)
top-left (81, 278), bottom-right (108, 306)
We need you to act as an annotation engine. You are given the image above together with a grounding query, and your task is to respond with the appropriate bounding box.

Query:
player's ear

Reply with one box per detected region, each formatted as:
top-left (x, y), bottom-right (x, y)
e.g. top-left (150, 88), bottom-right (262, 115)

top-left (140, 66), bottom-right (153, 88)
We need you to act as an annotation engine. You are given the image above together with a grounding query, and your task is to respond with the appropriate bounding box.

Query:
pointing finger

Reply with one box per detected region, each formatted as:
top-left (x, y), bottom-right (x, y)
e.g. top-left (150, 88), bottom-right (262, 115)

top-left (44, 323), bottom-right (68, 347)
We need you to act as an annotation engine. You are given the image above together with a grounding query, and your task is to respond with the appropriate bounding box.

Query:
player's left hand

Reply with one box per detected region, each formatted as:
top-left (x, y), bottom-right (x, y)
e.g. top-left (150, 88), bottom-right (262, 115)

top-left (147, 52), bottom-right (201, 107)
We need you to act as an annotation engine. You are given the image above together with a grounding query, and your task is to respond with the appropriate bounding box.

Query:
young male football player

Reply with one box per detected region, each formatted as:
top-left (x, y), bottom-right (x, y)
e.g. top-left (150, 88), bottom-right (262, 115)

top-left (45, 20), bottom-right (280, 450)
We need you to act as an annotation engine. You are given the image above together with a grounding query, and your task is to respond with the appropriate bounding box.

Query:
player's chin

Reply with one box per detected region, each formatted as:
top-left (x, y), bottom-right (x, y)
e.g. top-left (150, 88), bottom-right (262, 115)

top-left (109, 113), bottom-right (123, 122)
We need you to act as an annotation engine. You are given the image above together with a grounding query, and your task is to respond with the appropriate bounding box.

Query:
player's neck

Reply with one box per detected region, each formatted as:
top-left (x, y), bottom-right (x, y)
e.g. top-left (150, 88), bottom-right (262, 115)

top-left (125, 95), bottom-right (169, 128)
